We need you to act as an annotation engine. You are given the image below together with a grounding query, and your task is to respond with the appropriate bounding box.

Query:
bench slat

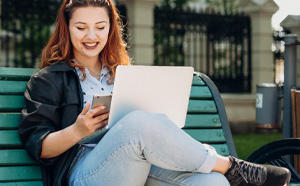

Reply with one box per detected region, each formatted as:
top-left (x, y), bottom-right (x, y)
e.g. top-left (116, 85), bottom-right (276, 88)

top-left (192, 76), bottom-right (205, 86)
top-left (187, 100), bottom-right (217, 113)
top-left (190, 86), bottom-right (212, 99)
top-left (0, 181), bottom-right (43, 186)
top-left (0, 150), bottom-right (38, 166)
top-left (0, 81), bottom-right (28, 95)
top-left (211, 144), bottom-right (230, 156)
top-left (184, 114), bottom-right (221, 128)
top-left (0, 68), bottom-right (36, 81)
top-left (0, 130), bottom-right (22, 147)
top-left (0, 95), bottom-right (24, 112)
top-left (183, 129), bottom-right (225, 143)
top-left (0, 113), bottom-right (21, 129)
top-left (0, 166), bottom-right (42, 182)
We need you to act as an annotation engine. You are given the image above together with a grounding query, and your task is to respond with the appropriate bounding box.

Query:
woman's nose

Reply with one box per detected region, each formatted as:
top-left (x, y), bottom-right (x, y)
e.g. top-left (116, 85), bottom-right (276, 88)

top-left (86, 29), bottom-right (97, 40)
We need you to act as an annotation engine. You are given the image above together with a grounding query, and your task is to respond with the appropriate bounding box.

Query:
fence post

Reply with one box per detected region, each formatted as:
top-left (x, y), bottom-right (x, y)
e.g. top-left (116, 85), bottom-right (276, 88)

top-left (239, 0), bottom-right (278, 94)
top-left (118, 0), bottom-right (158, 65)
top-left (283, 34), bottom-right (298, 138)
top-left (281, 15), bottom-right (300, 85)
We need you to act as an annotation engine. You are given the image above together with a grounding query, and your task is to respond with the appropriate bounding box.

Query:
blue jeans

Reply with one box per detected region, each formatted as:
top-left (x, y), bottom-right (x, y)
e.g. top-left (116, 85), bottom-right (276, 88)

top-left (68, 110), bottom-right (230, 186)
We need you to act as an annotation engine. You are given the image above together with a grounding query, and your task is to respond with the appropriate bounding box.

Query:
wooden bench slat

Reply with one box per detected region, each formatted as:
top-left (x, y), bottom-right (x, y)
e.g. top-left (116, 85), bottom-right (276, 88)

top-left (184, 114), bottom-right (221, 128)
top-left (0, 113), bottom-right (21, 129)
top-left (0, 166), bottom-right (42, 182)
top-left (192, 76), bottom-right (205, 86)
top-left (0, 130), bottom-right (22, 147)
top-left (183, 129), bottom-right (225, 143)
top-left (190, 86), bottom-right (212, 99)
top-left (0, 150), bottom-right (38, 166)
top-left (187, 100), bottom-right (217, 113)
top-left (0, 181), bottom-right (43, 186)
top-left (0, 95), bottom-right (24, 112)
top-left (211, 144), bottom-right (230, 156)
top-left (0, 81), bottom-right (28, 95)
top-left (0, 68), bottom-right (36, 81)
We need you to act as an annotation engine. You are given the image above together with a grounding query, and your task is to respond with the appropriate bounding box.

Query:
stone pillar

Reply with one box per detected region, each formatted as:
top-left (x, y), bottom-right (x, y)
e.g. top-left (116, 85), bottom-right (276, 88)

top-left (239, 0), bottom-right (279, 93)
top-left (281, 15), bottom-right (300, 85)
top-left (118, 0), bottom-right (158, 65)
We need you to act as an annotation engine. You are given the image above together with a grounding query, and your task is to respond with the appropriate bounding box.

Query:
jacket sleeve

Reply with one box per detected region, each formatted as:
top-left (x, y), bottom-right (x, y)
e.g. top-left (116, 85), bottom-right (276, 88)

top-left (19, 70), bottom-right (63, 166)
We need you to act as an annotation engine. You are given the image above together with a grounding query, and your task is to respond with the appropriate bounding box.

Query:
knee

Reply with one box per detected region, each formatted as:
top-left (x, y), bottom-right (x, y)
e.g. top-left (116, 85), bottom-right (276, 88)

top-left (125, 110), bottom-right (154, 122)
top-left (114, 110), bottom-right (169, 135)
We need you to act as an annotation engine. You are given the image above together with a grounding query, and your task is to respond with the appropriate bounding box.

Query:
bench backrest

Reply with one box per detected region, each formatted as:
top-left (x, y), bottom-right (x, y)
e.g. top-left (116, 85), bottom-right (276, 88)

top-left (184, 72), bottom-right (236, 157)
top-left (0, 67), bottom-right (43, 185)
top-left (0, 67), bottom-right (236, 185)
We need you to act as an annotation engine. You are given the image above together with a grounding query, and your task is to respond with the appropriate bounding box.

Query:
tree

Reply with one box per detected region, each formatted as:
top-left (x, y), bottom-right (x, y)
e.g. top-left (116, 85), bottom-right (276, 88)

top-left (159, 0), bottom-right (195, 9)
top-left (205, 0), bottom-right (242, 14)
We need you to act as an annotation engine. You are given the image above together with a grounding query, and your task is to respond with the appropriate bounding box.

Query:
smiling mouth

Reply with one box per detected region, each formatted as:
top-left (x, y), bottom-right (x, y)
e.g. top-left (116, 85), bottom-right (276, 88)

top-left (83, 42), bottom-right (99, 49)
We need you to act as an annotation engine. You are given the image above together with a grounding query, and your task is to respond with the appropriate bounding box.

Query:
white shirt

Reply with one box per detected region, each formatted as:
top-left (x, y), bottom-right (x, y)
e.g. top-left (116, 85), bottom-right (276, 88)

top-left (75, 64), bottom-right (114, 111)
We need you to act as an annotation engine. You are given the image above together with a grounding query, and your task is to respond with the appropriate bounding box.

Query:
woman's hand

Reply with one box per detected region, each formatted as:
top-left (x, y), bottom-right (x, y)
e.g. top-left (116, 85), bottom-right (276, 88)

top-left (40, 102), bottom-right (109, 158)
top-left (73, 103), bottom-right (109, 140)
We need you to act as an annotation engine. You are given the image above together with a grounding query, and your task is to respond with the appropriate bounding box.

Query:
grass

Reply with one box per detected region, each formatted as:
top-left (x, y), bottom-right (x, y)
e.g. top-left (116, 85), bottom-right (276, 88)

top-left (232, 132), bottom-right (282, 160)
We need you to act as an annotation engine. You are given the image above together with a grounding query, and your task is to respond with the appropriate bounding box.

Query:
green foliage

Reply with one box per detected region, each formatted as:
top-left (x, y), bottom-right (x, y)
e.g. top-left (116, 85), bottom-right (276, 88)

top-left (1, 0), bottom-right (61, 67)
top-left (159, 0), bottom-right (195, 8)
top-left (205, 0), bottom-right (242, 14)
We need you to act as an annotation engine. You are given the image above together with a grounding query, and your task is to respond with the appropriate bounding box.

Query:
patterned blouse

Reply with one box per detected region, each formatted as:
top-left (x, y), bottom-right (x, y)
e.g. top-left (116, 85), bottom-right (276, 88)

top-left (75, 64), bottom-right (114, 111)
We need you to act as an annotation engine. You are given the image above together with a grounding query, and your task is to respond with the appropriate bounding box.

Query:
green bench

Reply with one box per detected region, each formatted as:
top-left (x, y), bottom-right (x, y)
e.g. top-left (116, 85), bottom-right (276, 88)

top-left (184, 72), bottom-right (236, 157)
top-left (0, 67), bottom-right (42, 185)
top-left (0, 67), bottom-right (236, 185)
top-left (0, 66), bottom-right (298, 185)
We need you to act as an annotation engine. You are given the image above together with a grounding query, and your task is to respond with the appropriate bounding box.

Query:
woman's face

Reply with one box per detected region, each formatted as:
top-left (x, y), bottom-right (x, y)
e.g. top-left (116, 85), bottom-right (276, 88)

top-left (69, 6), bottom-right (110, 61)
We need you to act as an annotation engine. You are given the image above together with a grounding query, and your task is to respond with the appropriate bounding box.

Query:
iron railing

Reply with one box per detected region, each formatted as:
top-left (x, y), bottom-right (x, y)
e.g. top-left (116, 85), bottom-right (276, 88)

top-left (154, 6), bottom-right (252, 93)
top-left (0, 0), bottom-right (127, 68)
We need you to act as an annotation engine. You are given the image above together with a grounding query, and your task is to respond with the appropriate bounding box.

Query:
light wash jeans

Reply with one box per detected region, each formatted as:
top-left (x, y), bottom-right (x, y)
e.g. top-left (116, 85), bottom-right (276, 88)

top-left (68, 110), bottom-right (230, 186)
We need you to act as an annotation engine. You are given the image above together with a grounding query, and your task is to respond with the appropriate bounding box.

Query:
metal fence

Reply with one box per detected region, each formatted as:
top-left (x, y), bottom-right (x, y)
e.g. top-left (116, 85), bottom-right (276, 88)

top-left (0, 0), bottom-right (126, 68)
top-left (1, 0), bottom-right (61, 67)
top-left (154, 6), bottom-right (252, 93)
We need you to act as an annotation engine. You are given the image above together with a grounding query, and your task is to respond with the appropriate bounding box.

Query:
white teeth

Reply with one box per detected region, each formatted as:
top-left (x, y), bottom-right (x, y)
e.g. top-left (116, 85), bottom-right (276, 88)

top-left (84, 42), bottom-right (97, 47)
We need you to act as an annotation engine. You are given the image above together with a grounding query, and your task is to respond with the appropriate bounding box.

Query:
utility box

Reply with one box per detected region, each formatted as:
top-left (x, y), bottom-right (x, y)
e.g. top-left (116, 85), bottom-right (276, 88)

top-left (256, 83), bottom-right (282, 129)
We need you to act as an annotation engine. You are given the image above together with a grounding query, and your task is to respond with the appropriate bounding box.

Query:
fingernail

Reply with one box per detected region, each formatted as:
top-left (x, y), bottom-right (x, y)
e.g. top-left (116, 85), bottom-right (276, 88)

top-left (100, 106), bottom-right (105, 109)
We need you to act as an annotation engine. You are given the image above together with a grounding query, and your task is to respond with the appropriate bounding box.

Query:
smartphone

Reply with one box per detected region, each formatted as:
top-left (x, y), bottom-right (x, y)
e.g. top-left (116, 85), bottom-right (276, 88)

top-left (91, 94), bottom-right (112, 114)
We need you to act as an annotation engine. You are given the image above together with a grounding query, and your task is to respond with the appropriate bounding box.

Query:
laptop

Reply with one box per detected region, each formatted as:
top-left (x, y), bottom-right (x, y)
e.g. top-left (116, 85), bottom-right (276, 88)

top-left (79, 65), bottom-right (194, 144)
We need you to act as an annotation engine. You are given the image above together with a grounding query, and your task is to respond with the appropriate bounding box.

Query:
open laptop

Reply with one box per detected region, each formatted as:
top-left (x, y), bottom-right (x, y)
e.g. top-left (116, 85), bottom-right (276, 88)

top-left (79, 65), bottom-right (194, 144)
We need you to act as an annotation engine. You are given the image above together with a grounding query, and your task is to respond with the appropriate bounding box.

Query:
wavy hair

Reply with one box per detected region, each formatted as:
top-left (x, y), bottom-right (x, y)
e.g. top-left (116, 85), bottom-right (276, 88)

top-left (41, 0), bottom-right (130, 82)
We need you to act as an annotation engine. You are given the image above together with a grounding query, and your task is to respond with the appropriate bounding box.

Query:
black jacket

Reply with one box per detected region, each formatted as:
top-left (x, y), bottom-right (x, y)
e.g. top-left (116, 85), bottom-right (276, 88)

top-left (19, 62), bottom-right (84, 186)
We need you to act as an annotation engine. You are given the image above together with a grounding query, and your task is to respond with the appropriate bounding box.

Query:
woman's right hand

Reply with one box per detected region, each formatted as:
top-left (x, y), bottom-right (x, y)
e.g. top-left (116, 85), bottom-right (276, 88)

top-left (73, 103), bottom-right (109, 140)
top-left (41, 103), bottom-right (109, 158)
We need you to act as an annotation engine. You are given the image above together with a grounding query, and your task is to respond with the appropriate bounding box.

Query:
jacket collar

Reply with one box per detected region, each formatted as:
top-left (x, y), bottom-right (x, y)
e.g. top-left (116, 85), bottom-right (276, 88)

top-left (50, 62), bottom-right (75, 72)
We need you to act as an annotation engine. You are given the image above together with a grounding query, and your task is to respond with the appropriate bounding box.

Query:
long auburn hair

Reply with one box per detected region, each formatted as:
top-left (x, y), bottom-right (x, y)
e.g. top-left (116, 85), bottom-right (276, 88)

top-left (41, 0), bottom-right (130, 82)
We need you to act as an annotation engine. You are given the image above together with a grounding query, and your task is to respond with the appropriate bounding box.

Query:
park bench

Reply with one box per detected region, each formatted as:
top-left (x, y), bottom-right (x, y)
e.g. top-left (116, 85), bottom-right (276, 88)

top-left (0, 67), bottom-right (42, 186)
top-left (0, 66), bottom-right (299, 185)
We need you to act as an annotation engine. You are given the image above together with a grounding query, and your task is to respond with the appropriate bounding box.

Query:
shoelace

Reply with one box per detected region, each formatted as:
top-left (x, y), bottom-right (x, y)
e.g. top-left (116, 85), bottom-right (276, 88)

top-left (227, 163), bottom-right (245, 185)
top-left (237, 161), bottom-right (264, 184)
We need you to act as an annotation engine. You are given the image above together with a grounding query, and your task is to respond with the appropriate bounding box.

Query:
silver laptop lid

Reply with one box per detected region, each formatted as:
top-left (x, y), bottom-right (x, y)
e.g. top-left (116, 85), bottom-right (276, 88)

top-left (108, 65), bottom-right (194, 128)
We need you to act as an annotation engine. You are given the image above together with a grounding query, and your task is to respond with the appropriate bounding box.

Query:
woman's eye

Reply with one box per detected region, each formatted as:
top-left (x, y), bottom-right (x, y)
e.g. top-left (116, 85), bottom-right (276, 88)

top-left (97, 27), bottom-right (105, 30)
top-left (77, 27), bottom-right (85, 30)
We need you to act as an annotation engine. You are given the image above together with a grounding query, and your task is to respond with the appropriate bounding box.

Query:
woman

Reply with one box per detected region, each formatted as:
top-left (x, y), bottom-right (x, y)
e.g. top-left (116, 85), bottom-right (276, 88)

top-left (19, 0), bottom-right (291, 186)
